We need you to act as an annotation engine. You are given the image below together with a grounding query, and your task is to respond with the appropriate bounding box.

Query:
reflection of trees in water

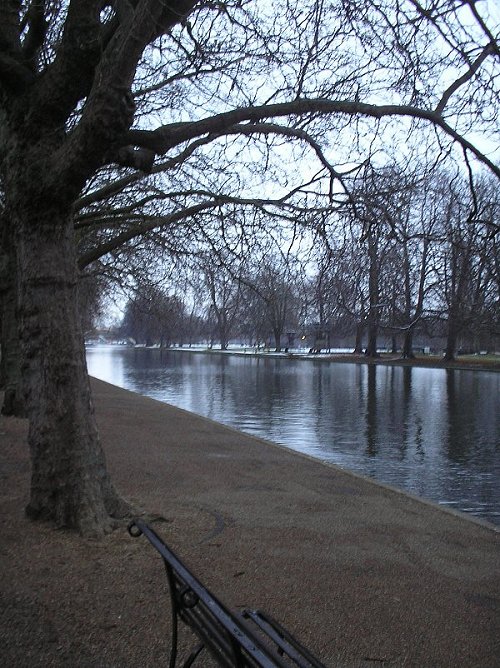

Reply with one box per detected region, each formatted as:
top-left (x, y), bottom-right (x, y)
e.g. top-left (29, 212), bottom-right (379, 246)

top-left (444, 369), bottom-right (499, 469)
top-left (363, 366), bottom-right (427, 465)
top-left (308, 363), bottom-right (418, 463)
top-left (396, 366), bottom-right (412, 460)
top-left (92, 348), bottom-right (499, 522)
top-left (120, 354), bottom-right (494, 475)
top-left (445, 369), bottom-right (473, 464)
top-left (314, 363), bottom-right (324, 409)
top-left (255, 358), bottom-right (297, 403)
top-left (310, 363), bottom-right (365, 454)
top-left (365, 365), bottom-right (378, 457)
top-left (414, 416), bottom-right (424, 463)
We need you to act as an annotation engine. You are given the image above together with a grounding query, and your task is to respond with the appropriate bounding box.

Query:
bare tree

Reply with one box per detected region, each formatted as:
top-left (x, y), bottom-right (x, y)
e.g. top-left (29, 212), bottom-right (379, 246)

top-left (121, 282), bottom-right (186, 347)
top-left (243, 251), bottom-right (303, 352)
top-left (0, 0), bottom-right (498, 534)
top-left (196, 251), bottom-right (243, 350)
top-left (436, 175), bottom-right (499, 360)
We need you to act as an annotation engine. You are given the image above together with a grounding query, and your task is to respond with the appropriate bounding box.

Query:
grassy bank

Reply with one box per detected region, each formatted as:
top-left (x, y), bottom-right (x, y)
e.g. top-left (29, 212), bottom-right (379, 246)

top-left (171, 346), bottom-right (500, 372)
top-left (319, 352), bottom-right (500, 372)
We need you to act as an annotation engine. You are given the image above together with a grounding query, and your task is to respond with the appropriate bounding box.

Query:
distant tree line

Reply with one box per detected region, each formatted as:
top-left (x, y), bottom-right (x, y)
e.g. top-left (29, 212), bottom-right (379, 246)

top-left (115, 165), bottom-right (499, 359)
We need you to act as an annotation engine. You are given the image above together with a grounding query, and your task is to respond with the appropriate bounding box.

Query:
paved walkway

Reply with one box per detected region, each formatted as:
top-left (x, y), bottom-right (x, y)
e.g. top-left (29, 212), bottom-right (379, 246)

top-left (1, 378), bottom-right (499, 666)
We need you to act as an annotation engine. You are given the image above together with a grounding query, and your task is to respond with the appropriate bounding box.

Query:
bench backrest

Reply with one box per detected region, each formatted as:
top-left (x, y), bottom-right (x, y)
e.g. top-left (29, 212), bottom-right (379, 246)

top-left (128, 519), bottom-right (325, 668)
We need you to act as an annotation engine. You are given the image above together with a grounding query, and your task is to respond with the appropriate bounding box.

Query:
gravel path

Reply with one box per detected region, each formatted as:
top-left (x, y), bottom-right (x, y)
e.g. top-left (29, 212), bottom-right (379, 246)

top-left (1, 378), bottom-right (499, 667)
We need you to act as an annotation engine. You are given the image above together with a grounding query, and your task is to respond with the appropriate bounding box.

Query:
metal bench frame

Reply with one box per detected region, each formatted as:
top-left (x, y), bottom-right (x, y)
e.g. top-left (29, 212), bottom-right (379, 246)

top-left (128, 519), bottom-right (325, 668)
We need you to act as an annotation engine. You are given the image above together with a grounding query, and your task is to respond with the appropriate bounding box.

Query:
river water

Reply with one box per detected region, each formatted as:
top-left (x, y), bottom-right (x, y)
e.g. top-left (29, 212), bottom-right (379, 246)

top-left (86, 346), bottom-right (500, 526)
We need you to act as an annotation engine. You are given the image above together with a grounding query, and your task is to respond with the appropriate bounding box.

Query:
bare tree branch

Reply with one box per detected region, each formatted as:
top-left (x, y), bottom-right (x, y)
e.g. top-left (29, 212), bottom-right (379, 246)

top-left (435, 42), bottom-right (497, 115)
top-left (125, 98), bottom-right (500, 179)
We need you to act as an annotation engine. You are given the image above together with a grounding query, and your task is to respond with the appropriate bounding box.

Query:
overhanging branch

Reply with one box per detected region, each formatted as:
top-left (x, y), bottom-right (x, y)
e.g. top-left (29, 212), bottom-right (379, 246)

top-left (77, 201), bottom-right (218, 268)
top-left (124, 98), bottom-right (500, 180)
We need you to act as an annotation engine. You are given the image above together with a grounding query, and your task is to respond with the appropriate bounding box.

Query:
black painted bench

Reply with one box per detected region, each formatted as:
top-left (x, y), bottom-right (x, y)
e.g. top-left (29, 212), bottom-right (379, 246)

top-left (128, 519), bottom-right (326, 668)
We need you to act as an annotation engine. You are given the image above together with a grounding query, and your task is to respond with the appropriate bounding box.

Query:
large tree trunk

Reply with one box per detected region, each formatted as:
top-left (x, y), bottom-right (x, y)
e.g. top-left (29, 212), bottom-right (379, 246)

top-left (0, 272), bottom-right (25, 416)
top-left (365, 318), bottom-right (379, 358)
top-left (0, 213), bottom-right (25, 416)
top-left (353, 321), bottom-right (364, 354)
top-left (273, 329), bottom-right (282, 352)
top-left (364, 232), bottom-right (380, 358)
top-left (443, 315), bottom-right (459, 362)
top-left (1, 218), bottom-right (26, 415)
top-left (17, 204), bottom-right (128, 535)
top-left (218, 315), bottom-right (229, 350)
top-left (402, 328), bottom-right (416, 360)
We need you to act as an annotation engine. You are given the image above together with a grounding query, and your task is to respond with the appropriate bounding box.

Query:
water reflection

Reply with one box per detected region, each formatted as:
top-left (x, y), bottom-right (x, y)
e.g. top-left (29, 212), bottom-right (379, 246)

top-left (365, 365), bottom-right (378, 457)
top-left (86, 347), bottom-right (500, 525)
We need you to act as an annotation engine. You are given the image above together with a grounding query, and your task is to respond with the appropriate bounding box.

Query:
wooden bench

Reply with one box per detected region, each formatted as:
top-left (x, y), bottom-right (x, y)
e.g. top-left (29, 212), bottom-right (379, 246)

top-left (128, 519), bottom-right (325, 668)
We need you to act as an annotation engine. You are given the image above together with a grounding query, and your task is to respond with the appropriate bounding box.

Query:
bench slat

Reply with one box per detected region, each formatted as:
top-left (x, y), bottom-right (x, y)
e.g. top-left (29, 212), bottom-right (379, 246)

top-left (240, 610), bottom-right (326, 668)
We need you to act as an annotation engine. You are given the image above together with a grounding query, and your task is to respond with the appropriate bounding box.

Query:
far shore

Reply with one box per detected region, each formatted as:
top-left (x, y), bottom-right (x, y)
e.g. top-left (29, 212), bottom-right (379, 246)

top-left (162, 345), bottom-right (500, 372)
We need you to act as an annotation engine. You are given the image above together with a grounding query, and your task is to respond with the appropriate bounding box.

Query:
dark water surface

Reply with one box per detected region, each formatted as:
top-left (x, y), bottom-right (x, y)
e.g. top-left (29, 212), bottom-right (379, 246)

top-left (86, 346), bottom-right (500, 526)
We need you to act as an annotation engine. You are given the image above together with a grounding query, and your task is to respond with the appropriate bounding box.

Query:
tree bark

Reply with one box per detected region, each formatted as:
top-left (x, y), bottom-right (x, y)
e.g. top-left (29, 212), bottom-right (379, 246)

top-left (364, 231), bottom-right (380, 358)
top-left (353, 321), bottom-right (364, 354)
top-left (402, 329), bottom-right (416, 359)
top-left (17, 203), bottom-right (128, 534)
top-left (443, 312), bottom-right (459, 362)
top-left (400, 237), bottom-right (428, 360)
top-left (0, 215), bottom-right (25, 416)
top-left (274, 330), bottom-right (282, 352)
top-left (0, 272), bottom-right (25, 416)
top-left (365, 319), bottom-right (379, 358)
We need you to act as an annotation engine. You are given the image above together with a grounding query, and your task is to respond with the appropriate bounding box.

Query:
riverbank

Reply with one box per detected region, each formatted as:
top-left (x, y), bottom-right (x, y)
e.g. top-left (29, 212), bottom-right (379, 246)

top-left (166, 346), bottom-right (500, 372)
top-left (1, 379), bottom-right (499, 666)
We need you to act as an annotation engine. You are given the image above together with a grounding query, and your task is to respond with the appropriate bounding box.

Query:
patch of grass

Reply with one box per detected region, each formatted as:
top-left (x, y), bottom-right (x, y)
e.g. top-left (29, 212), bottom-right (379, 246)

top-left (324, 352), bottom-right (500, 371)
